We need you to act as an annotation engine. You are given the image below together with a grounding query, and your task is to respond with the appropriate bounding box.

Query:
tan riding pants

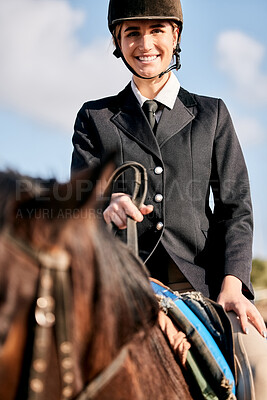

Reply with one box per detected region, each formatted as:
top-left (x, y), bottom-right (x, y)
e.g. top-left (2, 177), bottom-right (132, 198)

top-left (227, 311), bottom-right (267, 400)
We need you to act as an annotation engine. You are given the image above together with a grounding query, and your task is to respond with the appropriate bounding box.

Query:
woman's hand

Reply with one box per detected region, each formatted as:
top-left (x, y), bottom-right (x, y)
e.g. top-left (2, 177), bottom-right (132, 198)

top-left (158, 311), bottom-right (191, 367)
top-left (103, 192), bottom-right (154, 229)
top-left (217, 275), bottom-right (267, 338)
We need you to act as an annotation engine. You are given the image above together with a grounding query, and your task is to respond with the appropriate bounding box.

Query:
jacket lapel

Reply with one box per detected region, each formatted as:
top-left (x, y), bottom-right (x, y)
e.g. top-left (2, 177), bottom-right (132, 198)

top-left (111, 84), bottom-right (161, 159)
top-left (156, 88), bottom-right (196, 147)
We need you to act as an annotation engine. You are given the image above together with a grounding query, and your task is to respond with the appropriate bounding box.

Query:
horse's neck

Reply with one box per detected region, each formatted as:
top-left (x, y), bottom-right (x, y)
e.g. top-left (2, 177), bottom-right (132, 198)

top-left (0, 312), bottom-right (30, 400)
top-left (80, 291), bottom-right (149, 382)
top-left (77, 325), bottom-right (193, 400)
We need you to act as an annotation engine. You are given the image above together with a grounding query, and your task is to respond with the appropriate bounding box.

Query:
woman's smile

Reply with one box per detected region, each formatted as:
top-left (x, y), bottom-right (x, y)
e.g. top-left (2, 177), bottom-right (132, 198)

top-left (136, 55), bottom-right (160, 62)
top-left (119, 20), bottom-right (178, 79)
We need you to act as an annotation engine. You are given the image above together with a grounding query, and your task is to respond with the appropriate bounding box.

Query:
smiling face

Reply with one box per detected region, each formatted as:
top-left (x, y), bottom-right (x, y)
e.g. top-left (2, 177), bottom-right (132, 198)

top-left (119, 19), bottom-right (179, 80)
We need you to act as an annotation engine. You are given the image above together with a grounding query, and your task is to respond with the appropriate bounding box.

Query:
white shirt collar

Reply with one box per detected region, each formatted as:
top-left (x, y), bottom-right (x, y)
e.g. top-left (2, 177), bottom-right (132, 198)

top-left (131, 72), bottom-right (180, 110)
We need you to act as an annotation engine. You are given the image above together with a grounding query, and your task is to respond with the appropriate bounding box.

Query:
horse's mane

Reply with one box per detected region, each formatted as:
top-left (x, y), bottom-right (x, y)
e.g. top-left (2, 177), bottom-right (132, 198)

top-left (64, 212), bottom-right (159, 380)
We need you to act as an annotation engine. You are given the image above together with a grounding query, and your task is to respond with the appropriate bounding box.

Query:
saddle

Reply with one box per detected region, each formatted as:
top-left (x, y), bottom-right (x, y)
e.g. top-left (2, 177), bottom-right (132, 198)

top-left (151, 278), bottom-right (236, 400)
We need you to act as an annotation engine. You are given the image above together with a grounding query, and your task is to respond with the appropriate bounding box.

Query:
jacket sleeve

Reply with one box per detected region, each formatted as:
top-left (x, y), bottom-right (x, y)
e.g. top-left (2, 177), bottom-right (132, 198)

top-left (71, 104), bottom-right (102, 174)
top-left (210, 99), bottom-right (254, 298)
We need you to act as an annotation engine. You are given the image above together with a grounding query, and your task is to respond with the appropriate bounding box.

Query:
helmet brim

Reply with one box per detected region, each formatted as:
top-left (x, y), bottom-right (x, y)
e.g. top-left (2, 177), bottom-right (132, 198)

top-left (109, 16), bottom-right (182, 33)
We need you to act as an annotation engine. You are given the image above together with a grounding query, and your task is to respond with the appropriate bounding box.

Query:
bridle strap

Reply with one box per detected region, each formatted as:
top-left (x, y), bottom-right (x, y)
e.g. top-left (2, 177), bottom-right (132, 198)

top-left (75, 346), bottom-right (128, 400)
top-left (4, 231), bottom-right (74, 400)
top-left (106, 161), bottom-right (148, 257)
top-left (4, 230), bottom-right (70, 272)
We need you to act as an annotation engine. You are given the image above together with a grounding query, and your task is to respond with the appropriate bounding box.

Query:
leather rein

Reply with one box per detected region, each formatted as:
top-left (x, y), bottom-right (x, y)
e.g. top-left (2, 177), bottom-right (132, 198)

top-left (4, 161), bottom-right (147, 399)
top-left (106, 161), bottom-right (148, 257)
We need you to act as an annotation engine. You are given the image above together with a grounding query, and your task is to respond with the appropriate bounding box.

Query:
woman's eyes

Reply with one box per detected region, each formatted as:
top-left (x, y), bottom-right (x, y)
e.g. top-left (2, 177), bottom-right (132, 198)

top-left (152, 29), bottom-right (164, 34)
top-left (126, 31), bottom-right (139, 38)
top-left (126, 29), bottom-right (164, 38)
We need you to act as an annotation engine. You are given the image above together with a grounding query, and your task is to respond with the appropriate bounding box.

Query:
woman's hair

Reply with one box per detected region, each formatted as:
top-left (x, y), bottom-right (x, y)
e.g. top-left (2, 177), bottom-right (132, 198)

top-left (113, 23), bottom-right (122, 44)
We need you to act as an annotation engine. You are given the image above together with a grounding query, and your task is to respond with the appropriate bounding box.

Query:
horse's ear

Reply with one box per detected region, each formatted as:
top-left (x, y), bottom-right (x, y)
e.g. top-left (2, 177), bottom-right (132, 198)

top-left (13, 154), bottom-right (115, 223)
top-left (66, 156), bottom-right (115, 212)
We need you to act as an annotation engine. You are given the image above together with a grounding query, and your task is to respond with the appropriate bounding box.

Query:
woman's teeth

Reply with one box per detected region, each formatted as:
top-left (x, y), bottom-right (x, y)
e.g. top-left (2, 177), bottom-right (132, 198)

top-left (138, 55), bottom-right (158, 61)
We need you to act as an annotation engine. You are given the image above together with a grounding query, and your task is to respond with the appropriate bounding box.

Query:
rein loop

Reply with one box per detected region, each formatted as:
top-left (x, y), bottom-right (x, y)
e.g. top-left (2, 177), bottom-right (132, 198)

top-left (107, 161), bottom-right (148, 257)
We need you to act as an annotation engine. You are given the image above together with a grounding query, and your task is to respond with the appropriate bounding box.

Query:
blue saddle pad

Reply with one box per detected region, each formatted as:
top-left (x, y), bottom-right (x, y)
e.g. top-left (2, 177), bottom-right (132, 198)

top-left (151, 280), bottom-right (236, 397)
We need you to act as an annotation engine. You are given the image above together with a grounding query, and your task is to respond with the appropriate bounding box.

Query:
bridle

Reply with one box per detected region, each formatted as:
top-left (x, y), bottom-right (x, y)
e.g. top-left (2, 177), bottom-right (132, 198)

top-left (4, 230), bottom-right (130, 400)
top-left (3, 161), bottom-right (147, 399)
top-left (4, 230), bottom-right (74, 400)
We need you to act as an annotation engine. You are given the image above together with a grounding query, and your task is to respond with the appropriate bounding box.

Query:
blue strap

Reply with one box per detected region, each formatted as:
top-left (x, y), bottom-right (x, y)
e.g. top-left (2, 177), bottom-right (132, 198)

top-left (151, 281), bottom-right (236, 395)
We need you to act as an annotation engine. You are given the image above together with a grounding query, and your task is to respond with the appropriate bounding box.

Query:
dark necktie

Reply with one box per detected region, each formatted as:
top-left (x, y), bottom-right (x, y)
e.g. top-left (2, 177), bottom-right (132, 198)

top-left (142, 100), bottom-right (158, 131)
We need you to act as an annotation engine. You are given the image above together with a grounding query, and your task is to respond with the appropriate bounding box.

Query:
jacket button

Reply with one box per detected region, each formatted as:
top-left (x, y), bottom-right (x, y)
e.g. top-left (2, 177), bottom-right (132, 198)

top-left (156, 222), bottom-right (164, 231)
top-left (154, 166), bottom-right (163, 175)
top-left (154, 194), bottom-right (163, 203)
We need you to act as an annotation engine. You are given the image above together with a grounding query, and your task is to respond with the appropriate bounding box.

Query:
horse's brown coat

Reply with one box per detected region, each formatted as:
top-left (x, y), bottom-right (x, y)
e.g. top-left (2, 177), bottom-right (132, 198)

top-left (0, 166), bottom-right (193, 400)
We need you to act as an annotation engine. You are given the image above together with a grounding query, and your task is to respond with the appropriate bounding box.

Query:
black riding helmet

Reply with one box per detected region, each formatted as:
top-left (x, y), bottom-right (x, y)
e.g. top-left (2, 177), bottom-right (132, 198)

top-left (108, 0), bottom-right (183, 79)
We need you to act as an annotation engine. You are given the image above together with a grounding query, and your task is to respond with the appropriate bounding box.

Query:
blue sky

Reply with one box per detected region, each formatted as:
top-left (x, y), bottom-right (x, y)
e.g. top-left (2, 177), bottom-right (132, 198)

top-left (0, 0), bottom-right (267, 258)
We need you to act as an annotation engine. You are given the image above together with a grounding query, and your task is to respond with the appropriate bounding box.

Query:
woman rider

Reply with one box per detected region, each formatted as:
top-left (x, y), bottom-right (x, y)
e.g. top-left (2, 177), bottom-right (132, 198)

top-left (71, 0), bottom-right (267, 397)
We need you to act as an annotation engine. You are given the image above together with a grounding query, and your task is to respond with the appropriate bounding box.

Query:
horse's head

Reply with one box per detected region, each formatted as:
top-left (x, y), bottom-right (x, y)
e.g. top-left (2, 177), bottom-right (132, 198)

top-left (0, 160), bottom-right (158, 400)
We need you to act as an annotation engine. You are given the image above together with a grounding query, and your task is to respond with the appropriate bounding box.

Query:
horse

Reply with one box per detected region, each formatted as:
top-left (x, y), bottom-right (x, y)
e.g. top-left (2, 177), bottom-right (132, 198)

top-left (0, 162), bottom-right (193, 400)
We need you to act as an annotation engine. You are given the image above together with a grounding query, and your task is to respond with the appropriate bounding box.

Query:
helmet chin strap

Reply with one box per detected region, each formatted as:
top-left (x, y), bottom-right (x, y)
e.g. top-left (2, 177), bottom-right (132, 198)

top-left (113, 37), bottom-right (181, 80)
top-left (159, 44), bottom-right (181, 77)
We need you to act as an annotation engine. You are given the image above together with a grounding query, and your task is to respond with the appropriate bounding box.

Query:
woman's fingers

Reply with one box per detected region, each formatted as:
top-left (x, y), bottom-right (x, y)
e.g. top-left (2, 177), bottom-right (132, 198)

top-left (103, 193), bottom-right (140, 228)
top-left (218, 294), bottom-right (267, 337)
top-left (140, 204), bottom-right (154, 215)
top-left (105, 210), bottom-right (127, 229)
top-left (103, 193), bottom-right (153, 229)
top-left (237, 307), bottom-right (266, 337)
top-left (217, 275), bottom-right (267, 337)
top-left (235, 303), bottom-right (267, 336)
top-left (246, 307), bottom-right (267, 337)
top-left (237, 308), bottom-right (250, 335)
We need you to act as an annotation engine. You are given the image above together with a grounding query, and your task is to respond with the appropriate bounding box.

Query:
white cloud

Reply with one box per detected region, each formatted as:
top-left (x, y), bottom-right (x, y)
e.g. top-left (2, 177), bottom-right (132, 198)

top-left (216, 30), bottom-right (267, 147)
top-left (216, 30), bottom-right (267, 104)
top-left (232, 114), bottom-right (265, 147)
top-left (0, 0), bottom-right (131, 131)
